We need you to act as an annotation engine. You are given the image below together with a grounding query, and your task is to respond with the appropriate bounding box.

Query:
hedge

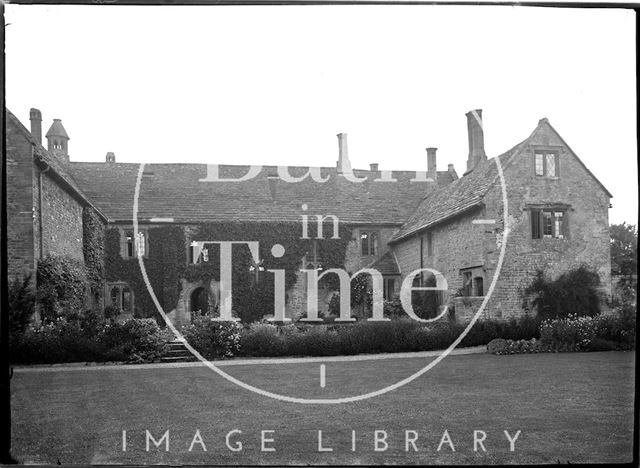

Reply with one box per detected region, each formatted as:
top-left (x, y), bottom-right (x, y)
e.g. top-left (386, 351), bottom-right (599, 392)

top-left (237, 316), bottom-right (541, 358)
top-left (10, 317), bottom-right (171, 364)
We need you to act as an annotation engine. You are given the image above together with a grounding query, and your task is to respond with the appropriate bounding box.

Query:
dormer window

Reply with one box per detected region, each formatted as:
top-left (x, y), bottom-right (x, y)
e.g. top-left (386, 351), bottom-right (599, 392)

top-left (534, 151), bottom-right (559, 177)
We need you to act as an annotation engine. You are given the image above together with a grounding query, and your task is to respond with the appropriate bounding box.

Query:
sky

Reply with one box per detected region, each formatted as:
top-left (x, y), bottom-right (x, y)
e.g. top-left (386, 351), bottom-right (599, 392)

top-left (4, 4), bottom-right (637, 225)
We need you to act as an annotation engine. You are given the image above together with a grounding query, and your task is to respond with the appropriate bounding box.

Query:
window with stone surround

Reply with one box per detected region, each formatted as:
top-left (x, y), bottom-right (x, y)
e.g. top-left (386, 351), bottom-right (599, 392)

top-left (534, 151), bottom-right (560, 177)
top-left (122, 228), bottom-right (148, 258)
top-left (459, 266), bottom-right (484, 297)
top-left (107, 282), bottom-right (134, 313)
top-left (360, 230), bottom-right (378, 256)
top-left (189, 241), bottom-right (210, 264)
top-left (531, 208), bottom-right (567, 239)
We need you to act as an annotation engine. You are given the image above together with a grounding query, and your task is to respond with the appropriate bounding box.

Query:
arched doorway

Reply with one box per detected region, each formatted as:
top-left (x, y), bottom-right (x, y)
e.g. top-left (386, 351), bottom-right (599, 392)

top-left (190, 287), bottom-right (209, 315)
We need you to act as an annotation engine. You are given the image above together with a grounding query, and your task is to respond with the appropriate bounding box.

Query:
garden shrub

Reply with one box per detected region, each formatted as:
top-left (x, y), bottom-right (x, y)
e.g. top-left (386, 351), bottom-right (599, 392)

top-left (181, 313), bottom-right (242, 359)
top-left (10, 316), bottom-right (174, 365)
top-left (36, 255), bottom-right (89, 322)
top-left (10, 318), bottom-right (113, 364)
top-left (8, 274), bottom-right (35, 337)
top-left (539, 312), bottom-right (635, 352)
top-left (487, 338), bottom-right (543, 355)
top-left (239, 323), bottom-right (285, 357)
top-left (383, 298), bottom-right (406, 318)
top-left (487, 338), bottom-right (508, 354)
top-left (522, 266), bottom-right (601, 320)
top-left (100, 318), bottom-right (172, 363)
top-left (234, 316), bottom-right (542, 357)
top-left (103, 305), bottom-right (121, 321)
top-left (287, 326), bottom-right (341, 356)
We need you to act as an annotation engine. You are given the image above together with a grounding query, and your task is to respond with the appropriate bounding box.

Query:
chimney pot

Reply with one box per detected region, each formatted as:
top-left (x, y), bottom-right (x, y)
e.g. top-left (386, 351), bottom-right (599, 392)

top-left (106, 152), bottom-right (116, 163)
top-left (465, 109), bottom-right (487, 174)
top-left (29, 108), bottom-right (42, 145)
top-left (369, 163), bottom-right (379, 171)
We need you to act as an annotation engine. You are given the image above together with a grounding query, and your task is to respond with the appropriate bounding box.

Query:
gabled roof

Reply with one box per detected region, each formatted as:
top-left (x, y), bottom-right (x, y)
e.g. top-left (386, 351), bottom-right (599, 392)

top-left (67, 162), bottom-right (455, 224)
top-left (540, 118), bottom-right (612, 198)
top-left (390, 118), bottom-right (613, 243)
top-left (389, 155), bottom-right (508, 243)
top-left (368, 251), bottom-right (401, 275)
top-left (6, 109), bottom-right (106, 220)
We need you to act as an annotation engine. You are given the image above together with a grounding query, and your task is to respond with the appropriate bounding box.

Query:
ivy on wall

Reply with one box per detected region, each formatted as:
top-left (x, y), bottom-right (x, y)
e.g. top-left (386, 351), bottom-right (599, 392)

top-left (82, 207), bottom-right (105, 304)
top-left (104, 222), bottom-right (353, 323)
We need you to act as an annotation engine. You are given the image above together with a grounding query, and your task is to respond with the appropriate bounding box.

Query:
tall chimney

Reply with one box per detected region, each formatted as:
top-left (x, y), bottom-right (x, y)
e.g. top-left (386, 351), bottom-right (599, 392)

top-left (337, 133), bottom-right (351, 174)
top-left (426, 147), bottom-right (437, 183)
top-left (30, 108), bottom-right (42, 145)
top-left (465, 109), bottom-right (487, 174)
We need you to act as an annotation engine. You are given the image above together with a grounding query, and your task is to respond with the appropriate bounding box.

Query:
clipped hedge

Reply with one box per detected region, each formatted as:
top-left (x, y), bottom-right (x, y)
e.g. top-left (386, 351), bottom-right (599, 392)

top-left (236, 316), bottom-right (540, 358)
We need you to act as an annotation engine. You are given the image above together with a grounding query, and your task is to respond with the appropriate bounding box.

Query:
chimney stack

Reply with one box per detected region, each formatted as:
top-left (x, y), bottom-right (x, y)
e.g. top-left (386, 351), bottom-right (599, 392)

top-left (337, 133), bottom-right (351, 174)
top-left (448, 163), bottom-right (458, 180)
top-left (369, 163), bottom-right (379, 171)
top-left (30, 108), bottom-right (42, 145)
top-left (465, 109), bottom-right (487, 174)
top-left (426, 147), bottom-right (437, 183)
top-left (106, 152), bottom-right (116, 163)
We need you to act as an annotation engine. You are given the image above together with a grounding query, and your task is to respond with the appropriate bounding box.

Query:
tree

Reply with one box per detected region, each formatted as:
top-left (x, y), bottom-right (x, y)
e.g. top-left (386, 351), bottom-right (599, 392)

top-left (610, 222), bottom-right (638, 277)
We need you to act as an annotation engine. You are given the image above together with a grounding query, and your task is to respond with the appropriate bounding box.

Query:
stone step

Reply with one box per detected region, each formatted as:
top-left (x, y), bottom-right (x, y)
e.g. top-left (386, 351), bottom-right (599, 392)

top-left (160, 355), bottom-right (196, 363)
top-left (165, 349), bottom-right (191, 356)
top-left (161, 340), bottom-right (195, 362)
top-left (167, 342), bottom-right (188, 350)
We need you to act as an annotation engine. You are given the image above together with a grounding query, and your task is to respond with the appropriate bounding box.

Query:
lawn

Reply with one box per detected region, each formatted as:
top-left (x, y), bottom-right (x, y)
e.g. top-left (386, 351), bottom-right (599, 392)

top-left (10, 351), bottom-right (636, 465)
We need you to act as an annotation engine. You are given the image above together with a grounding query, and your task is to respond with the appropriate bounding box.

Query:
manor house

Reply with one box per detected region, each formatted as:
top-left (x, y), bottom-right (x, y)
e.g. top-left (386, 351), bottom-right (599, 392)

top-left (6, 108), bottom-right (612, 323)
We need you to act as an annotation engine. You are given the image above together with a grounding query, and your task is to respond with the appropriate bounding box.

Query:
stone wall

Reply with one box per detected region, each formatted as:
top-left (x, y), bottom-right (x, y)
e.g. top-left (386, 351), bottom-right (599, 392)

top-left (392, 121), bottom-right (612, 322)
top-left (287, 225), bottom-right (400, 320)
top-left (6, 117), bottom-right (36, 282)
top-left (479, 121), bottom-right (612, 319)
top-left (38, 170), bottom-right (85, 261)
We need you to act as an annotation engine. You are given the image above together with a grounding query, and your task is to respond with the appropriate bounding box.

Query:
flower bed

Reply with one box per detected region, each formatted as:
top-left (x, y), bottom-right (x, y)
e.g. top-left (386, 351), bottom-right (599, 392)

top-left (487, 310), bottom-right (635, 354)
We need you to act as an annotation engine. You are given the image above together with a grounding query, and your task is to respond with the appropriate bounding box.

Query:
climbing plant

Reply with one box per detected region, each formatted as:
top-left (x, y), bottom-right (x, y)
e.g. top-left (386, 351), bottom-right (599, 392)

top-left (82, 207), bottom-right (105, 304)
top-left (104, 222), bottom-right (353, 323)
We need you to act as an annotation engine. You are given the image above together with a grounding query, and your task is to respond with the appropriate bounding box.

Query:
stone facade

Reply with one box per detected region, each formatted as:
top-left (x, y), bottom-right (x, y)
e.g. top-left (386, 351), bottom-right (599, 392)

top-left (6, 109), bottom-right (102, 300)
top-left (7, 107), bottom-right (613, 325)
top-left (391, 119), bottom-right (612, 322)
top-left (6, 116), bottom-right (36, 282)
top-left (476, 120), bottom-right (612, 320)
top-left (6, 115), bottom-right (35, 279)
top-left (35, 170), bottom-right (85, 261)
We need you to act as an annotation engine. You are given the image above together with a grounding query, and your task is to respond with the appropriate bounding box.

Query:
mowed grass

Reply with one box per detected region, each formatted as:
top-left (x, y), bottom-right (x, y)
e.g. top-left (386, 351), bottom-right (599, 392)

top-left (11, 351), bottom-right (635, 465)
